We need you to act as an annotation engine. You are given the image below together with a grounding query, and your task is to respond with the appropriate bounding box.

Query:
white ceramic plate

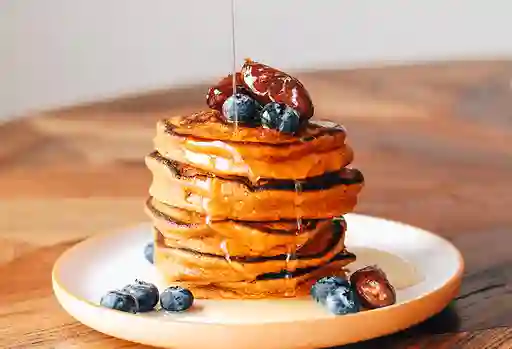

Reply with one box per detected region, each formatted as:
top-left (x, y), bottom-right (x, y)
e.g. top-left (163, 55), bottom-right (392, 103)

top-left (52, 213), bottom-right (464, 349)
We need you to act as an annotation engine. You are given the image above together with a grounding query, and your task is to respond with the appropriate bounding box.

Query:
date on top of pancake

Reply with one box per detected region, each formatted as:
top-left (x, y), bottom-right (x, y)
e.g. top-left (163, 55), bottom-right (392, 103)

top-left (205, 59), bottom-right (315, 133)
top-left (241, 59), bottom-right (314, 121)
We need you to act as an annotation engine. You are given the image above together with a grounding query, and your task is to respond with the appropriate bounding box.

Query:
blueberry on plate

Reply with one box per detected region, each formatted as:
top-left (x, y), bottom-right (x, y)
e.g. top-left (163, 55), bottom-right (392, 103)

top-left (123, 280), bottom-right (160, 312)
top-left (100, 290), bottom-right (139, 313)
top-left (160, 286), bottom-right (194, 312)
top-left (311, 276), bottom-right (350, 303)
top-left (144, 242), bottom-right (154, 264)
top-left (222, 93), bottom-right (259, 124)
top-left (260, 102), bottom-right (300, 134)
top-left (325, 285), bottom-right (361, 315)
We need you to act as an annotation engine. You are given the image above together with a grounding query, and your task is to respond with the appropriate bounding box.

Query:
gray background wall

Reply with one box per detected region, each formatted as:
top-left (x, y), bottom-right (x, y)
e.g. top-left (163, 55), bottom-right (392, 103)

top-left (1, 0), bottom-right (511, 119)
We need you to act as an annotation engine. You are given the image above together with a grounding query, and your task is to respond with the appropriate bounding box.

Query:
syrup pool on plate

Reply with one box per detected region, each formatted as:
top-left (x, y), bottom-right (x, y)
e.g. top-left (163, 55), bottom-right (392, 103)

top-left (347, 247), bottom-right (424, 290)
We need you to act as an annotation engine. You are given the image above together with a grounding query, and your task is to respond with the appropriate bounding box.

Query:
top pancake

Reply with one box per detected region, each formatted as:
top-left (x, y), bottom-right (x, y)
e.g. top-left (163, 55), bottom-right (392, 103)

top-left (154, 110), bottom-right (353, 182)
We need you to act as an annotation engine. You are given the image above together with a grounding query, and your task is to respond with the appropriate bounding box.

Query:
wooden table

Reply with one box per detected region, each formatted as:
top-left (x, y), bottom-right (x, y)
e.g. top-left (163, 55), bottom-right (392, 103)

top-left (1, 61), bottom-right (511, 349)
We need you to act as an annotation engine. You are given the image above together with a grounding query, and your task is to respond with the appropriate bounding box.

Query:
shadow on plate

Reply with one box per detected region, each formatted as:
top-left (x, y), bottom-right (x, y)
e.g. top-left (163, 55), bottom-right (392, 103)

top-left (329, 304), bottom-right (461, 349)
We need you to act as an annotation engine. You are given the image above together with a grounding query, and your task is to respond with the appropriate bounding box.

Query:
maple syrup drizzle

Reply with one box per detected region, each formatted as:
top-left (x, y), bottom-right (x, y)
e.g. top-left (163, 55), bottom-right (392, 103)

top-left (216, 0), bottom-right (238, 276)
top-left (284, 180), bottom-right (303, 296)
top-left (230, 0), bottom-right (238, 126)
top-left (226, 1), bottom-right (302, 297)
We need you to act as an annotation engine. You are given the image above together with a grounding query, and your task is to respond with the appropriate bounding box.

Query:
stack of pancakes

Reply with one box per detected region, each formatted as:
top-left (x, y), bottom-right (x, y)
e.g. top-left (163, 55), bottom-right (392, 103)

top-left (145, 110), bottom-right (364, 299)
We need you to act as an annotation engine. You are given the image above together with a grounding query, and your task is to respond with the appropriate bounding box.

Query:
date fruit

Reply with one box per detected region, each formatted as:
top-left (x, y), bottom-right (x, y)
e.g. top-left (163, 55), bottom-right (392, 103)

top-left (206, 73), bottom-right (244, 111)
top-left (350, 265), bottom-right (396, 309)
top-left (241, 59), bottom-right (314, 121)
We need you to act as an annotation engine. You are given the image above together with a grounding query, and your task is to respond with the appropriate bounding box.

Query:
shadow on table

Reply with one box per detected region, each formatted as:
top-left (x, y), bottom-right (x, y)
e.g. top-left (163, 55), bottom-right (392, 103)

top-left (331, 305), bottom-right (461, 349)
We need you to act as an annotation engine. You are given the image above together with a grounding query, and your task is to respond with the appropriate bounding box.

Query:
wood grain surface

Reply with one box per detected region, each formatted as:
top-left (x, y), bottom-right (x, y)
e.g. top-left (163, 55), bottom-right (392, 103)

top-left (1, 60), bottom-right (512, 349)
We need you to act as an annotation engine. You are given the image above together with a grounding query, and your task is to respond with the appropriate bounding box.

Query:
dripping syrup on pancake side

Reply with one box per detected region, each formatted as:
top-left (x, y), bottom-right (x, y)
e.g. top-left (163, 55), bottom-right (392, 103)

top-left (283, 180), bottom-right (303, 296)
top-left (214, 0), bottom-right (237, 282)
top-left (227, 0), bottom-right (302, 297)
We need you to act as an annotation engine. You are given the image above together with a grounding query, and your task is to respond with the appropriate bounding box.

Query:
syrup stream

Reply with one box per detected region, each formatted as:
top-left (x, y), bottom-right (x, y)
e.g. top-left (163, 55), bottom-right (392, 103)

top-left (230, 0), bottom-right (238, 126)
top-left (217, 0), bottom-right (237, 282)
top-left (227, 0), bottom-right (300, 297)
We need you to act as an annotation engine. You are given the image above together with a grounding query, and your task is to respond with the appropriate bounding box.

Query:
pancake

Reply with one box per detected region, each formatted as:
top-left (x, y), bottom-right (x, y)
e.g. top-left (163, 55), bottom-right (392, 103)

top-left (158, 253), bottom-right (355, 299)
top-left (153, 213), bottom-right (347, 283)
top-left (153, 110), bottom-right (354, 182)
top-left (144, 72), bottom-right (364, 298)
top-left (146, 152), bottom-right (363, 221)
top-left (145, 197), bottom-right (338, 257)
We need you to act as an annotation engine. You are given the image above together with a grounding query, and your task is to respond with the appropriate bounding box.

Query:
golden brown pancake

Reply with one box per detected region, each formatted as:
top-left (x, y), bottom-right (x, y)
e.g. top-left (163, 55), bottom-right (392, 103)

top-left (146, 152), bottom-right (363, 221)
top-left (145, 107), bottom-right (363, 298)
top-left (158, 254), bottom-right (355, 299)
top-left (154, 224), bottom-right (347, 283)
top-left (153, 110), bottom-right (354, 182)
top-left (145, 197), bottom-right (338, 257)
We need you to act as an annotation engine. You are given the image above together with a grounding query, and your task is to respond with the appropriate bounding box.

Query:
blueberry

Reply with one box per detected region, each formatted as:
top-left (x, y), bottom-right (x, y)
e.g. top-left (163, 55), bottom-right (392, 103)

top-left (311, 276), bottom-right (350, 303)
top-left (100, 290), bottom-right (139, 313)
top-left (222, 93), bottom-right (259, 124)
top-left (144, 242), bottom-right (154, 264)
top-left (122, 280), bottom-right (159, 312)
top-left (160, 286), bottom-right (194, 312)
top-left (260, 102), bottom-right (300, 134)
top-left (325, 285), bottom-right (361, 315)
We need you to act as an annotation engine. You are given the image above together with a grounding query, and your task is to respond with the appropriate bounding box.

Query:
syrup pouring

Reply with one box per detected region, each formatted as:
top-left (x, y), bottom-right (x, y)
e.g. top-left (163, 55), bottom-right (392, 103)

top-left (228, 0), bottom-right (302, 296)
